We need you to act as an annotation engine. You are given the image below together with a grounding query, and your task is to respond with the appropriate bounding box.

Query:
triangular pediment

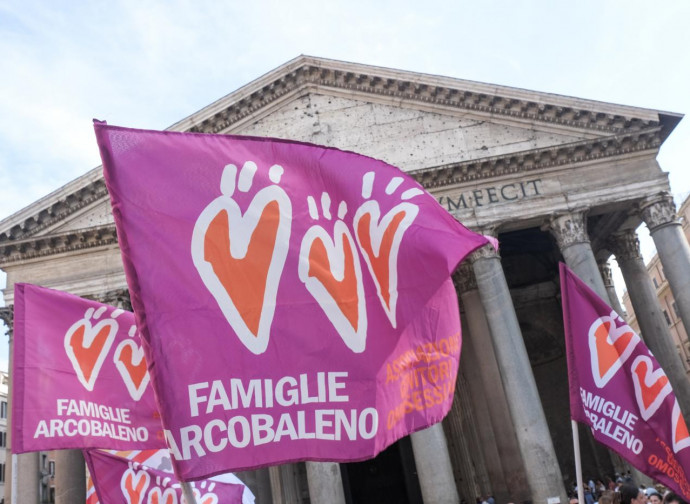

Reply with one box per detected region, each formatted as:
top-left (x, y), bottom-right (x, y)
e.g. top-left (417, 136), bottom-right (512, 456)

top-left (44, 198), bottom-right (113, 234)
top-left (232, 92), bottom-right (587, 172)
top-left (0, 55), bottom-right (680, 257)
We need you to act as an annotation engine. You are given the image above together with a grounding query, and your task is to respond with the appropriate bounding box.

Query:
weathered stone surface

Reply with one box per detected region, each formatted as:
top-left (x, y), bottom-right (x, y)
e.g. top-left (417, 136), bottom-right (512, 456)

top-left (239, 93), bottom-right (584, 172)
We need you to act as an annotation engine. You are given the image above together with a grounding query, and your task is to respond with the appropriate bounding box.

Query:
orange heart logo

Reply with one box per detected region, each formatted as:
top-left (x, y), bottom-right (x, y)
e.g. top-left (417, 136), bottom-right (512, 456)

top-left (121, 467), bottom-right (150, 504)
top-left (672, 399), bottom-right (690, 453)
top-left (588, 316), bottom-right (640, 388)
top-left (192, 162), bottom-right (291, 355)
top-left (353, 187), bottom-right (419, 328)
top-left (631, 355), bottom-right (672, 420)
top-left (64, 308), bottom-right (118, 391)
top-left (114, 339), bottom-right (150, 401)
top-left (299, 214), bottom-right (367, 353)
top-left (147, 487), bottom-right (177, 504)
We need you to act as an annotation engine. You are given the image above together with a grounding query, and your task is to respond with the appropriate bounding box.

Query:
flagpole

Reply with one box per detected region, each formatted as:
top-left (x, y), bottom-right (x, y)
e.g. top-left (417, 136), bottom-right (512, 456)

top-left (181, 481), bottom-right (198, 504)
top-left (572, 420), bottom-right (585, 504)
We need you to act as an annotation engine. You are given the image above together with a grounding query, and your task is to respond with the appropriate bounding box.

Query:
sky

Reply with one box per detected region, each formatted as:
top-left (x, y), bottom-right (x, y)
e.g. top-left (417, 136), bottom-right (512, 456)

top-left (0, 0), bottom-right (689, 371)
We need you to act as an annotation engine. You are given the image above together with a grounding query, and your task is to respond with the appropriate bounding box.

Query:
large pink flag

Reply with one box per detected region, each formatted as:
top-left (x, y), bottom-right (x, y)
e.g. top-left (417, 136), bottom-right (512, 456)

top-left (12, 283), bottom-right (165, 452)
top-left (84, 449), bottom-right (245, 504)
top-left (94, 122), bottom-right (491, 480)
top-left (561, 263), bottom-right (690, 499)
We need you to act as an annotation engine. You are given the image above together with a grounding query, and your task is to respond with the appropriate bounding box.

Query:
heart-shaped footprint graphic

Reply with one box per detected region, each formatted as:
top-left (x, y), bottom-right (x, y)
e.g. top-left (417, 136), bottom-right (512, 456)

top-left (300, 218), bottom-right (367, 353)
top-left (196, 492), bottom-right (219, 504)
top-left (354, 200), bottom-right (418, 328)
top-left (121, 468), bottom-right (150, 504)
top-left (588, 316), bottom-right (640, 388)
top-left (147, 487), bottom-right (177, 504)
top-left (64, 311), bottom-right (118, 391)
top-left (114, 339), bottom-right (150, 401)
top-left (192, 163), bottom-right (291, 355)
top-left (631, 355), bottom-right (672, 420)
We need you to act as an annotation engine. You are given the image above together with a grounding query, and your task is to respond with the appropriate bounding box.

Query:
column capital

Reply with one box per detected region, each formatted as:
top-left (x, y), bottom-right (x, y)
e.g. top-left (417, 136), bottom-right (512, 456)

top-left (545, 209), bottom-right (590, 249)
top-left (96, 288), bottom-right (132, 311)
top-left (597, 261), bottom-right (614, 287)
top-left (453, 262), bottom-right (477, 292)
top-left (638, 192), bottom-right (679, 232)
top-left (608, 229), bottom-right (642, 261)
top-left (469, 243), bottom-right (499, 263)
top-left (0, 305), bottom-right (13, 338)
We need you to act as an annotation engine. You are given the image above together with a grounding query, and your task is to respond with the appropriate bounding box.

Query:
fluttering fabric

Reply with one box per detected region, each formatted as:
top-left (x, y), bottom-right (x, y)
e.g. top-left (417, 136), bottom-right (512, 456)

top-left (84, 449), bottom-right (246, 504)
top-left (12, 283), bottom-right (164, 452)
top-left (561, 263), bottom-right (690, 499)
top-left (95, 122), bottom-right (491, 480)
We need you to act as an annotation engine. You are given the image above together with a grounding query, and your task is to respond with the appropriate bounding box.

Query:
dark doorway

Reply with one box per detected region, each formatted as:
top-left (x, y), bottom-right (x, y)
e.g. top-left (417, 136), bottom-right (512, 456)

top-left (341, 437), bottom-right (423, 504)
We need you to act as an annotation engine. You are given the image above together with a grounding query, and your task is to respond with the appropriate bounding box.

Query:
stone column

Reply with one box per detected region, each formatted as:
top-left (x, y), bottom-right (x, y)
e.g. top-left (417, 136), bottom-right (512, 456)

top-left (410, 423), bottom-right (460, 504)
top-left (270, 464), bottom-right (301, 504)
top-left (1, 307), bottom-right (13, 504)
top-left (445, 370), bottom-right (489, 501)
top-left (547, 210), bottom-right (616, 479)
top-left (305, 462), bottom-right (345, 504)
top-left (55, 451), bottom-right (85, 504)
top-left (470, 245), bottom-right (567, 504)
top-left (609, 230), bottom-right (690, 420)
top-left (451, 367), bottom-right (502, 501)
top-left (1, 306), bottom-right (40, 504)
top-left (456, 265), bottom-right (530, 503)
top-left (598, 260), bottom-right (627, 317)
top-left (548, 210), bottom-right (608, 300)
top-left (236, 468), bottom-right (273, 504)
top-left (639, 193), bottom-right (690, 342)
top-left (596, 259), bottom-right (653, 485)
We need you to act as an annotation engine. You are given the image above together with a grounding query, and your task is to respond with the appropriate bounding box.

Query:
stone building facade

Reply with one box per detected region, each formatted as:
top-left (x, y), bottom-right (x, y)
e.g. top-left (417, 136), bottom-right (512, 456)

top-left (622, 194), bottom-right (690, 372)
top-left (1, 56), bottom-right (689, 504)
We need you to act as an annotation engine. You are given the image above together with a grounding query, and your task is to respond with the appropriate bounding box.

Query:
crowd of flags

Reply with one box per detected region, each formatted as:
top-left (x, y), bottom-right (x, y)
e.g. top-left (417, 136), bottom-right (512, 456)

top-left (8, 123), bottom-right (689, 502)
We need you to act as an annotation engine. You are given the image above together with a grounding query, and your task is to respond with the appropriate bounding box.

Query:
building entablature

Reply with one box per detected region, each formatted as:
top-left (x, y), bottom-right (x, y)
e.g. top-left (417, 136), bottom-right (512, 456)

top-left (0, 170), bottom-right (107, 244)
top-left (0, 129), bottom-right (670, 266)
top-left (0, 224), bottom-right (117, 266)
top-left (411, 127), bottom-right (662, 189)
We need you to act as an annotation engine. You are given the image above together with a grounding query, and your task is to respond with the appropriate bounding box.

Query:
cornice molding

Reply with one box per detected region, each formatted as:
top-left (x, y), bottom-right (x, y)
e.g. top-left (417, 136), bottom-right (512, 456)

top-left (410, 128), bottom-right (662, 189)
top-left (0, 127), bottom-right (661, 264)
top-left (186, 63), bottom-right (660, 137)
top-left (0, 224), bottom-right (117, 265)
top-left (0, 179), bottom-right (109, 244)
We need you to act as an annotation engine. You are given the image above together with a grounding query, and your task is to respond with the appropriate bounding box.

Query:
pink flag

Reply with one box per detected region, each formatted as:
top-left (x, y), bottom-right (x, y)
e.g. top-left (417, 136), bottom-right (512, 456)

top-left (86, 450), bottom-right (255, 504)
top-left (12, 283), bottom-right (165, 452)
top-left (84, 449), bottom-right (246, 504)
top-left (561, 263), bottom-right (690, 499)
top-left (94, 122), bottom-right (491, 480)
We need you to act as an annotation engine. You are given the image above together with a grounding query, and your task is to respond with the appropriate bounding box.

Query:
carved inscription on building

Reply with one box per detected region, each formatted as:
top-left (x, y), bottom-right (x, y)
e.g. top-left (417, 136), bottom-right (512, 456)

top-left (438, 178), bottom-right (544, 211)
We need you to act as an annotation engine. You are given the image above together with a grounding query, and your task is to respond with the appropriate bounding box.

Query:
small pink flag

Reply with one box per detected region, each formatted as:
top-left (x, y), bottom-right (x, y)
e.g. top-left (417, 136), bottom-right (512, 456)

top-left (561, 263), bottom-right (690, 499)
top-left (95, 122), bottom-right (491, 480)
top-left (84, 449), bottom-right (245, 503)
top-left (12, 283), bottom-right (165, 452)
